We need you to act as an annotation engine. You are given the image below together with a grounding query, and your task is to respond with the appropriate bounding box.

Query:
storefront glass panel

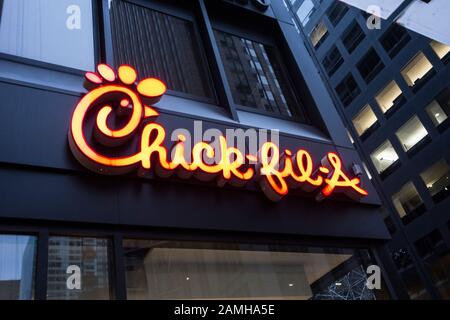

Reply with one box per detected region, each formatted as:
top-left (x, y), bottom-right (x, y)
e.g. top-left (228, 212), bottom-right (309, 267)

top-left (46, 236), bottom-right (111, 300)
top-left (123, 239), bottom-right (386, 300)
top-left (0, 234), bottom-right (37, 300)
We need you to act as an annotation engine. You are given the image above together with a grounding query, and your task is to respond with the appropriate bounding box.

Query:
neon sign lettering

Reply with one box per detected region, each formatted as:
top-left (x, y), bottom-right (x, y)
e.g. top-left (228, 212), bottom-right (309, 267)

top-left (68, 64), bottom-right (368, 202)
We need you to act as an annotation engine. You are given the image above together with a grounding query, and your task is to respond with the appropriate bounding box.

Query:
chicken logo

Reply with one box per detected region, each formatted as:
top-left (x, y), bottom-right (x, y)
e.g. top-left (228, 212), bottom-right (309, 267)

top-left (69, 64), bottom-right (368, 202)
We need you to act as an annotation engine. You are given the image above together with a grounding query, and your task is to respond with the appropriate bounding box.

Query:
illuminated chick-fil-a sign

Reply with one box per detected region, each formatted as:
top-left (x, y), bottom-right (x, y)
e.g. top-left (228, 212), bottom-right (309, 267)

top-left (68, 64), bottom-right (368, 202)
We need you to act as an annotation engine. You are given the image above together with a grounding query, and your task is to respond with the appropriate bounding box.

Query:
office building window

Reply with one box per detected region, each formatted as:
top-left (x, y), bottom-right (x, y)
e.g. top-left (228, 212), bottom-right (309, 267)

top-left (426, 100), bottom-right (448, 128)
top-left (310, 20), bottom-right (328, 49)
top-left (426, 89), bottom-right (450, 130)
top-left (415, 231), bottom-right (450, 299)
top-left (326, 1), bottom-right (349, 26)
top-left (335, 74), bottom-right (360, 107)
top-left (401, 52), bottom-right (435, 92)
top-left (420, 159), bottom-right (450, 203)
top-left (357, 48), bottom-right (385, 83)
top-left (0, 0), bottom-right (95, 70)
top-left (123, 239), bottom-right (381, 300)
top-left (296, 0), bottom-right (315, 26)
top-left (415, 231), bottom-right (444, 259)
top-left (391, 182), bottom-right (425, 224)
top-left (0, 235), bottom-right (37, 300)
top-left (370, 140), bottom-right (400, 177)
top-left (215, 31), bottom-right (304, 119)
top-left (391, 247), bottom-right (430, 299)
top-left (430, 40), bottom-right (450, 63)
top-left (375, 81), bottom-right (406, 117)
top-left (110, 0), bottom-right (215, 100)
top-left (342, 21), bottom-right (365, 54)
top-left (322, 46), bottom-right (343, 76)
top-left (352, 104), bottom-right (379, 139)
top-left (47, 236), bottom-right (111, 300)
top-left (395, 116), bottom-right (430, 155)
top-left (380, 24), bottom-right (411, 58)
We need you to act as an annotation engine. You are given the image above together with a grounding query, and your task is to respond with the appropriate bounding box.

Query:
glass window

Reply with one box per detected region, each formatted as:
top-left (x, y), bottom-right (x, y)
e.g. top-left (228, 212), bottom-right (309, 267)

top-left (335, 73), bottom-right (360, 107)
top-left (109, 0), bottom-right (215, 99)
top-left (342, 21), bottom-right (365, 54)
top-left (215, 31), bottom-right (304, 119)
top-left (430, 40), bottom-right (450, 61)
top-left (46, 236), bottom-right (111, 300)
top-left (395, 116), bottom-right (429, 153)
top-left (420, 159), bottom-right (450, 203)
top-left (322, 46), bottom-right (343, 76)
top-left (370, 140), bottom-right (399, 174)
top-left (0, 0), bottom-right (95, 70)
top-left (391, 182), bottom-right (425, 220)
top-left (375, 81), bottom-right (405, 115)
top-left (123, 239), bottom-right (384, 300)
top-left (415, 231), bottom-right (450, 299)
top-left (296, 0), bottom-right (315, 26)
top-left (401, 52), bottom-right (434, 88)
top-left (326, 1), bottom-right (349, 26)
top-left (391, 247), bottom-right (431, 299)
top-left (426, 100), bottom-right (448, 127)
top-left (380, 24), bottom-right (411, 58)
top-left (0, 235), bottom-right (37, 300)
top-left (352, 104), bottom-right (378, 137)
top-left (310, 20), bottom-right (328, 49)
top-left (357, 48), bottom-right (384, 83)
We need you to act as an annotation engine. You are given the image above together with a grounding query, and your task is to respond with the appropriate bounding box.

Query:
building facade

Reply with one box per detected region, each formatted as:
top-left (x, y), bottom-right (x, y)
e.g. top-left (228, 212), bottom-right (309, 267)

top-left (0, 0), bottom-right (399, 300)
top-left (286, 0), bottom-right (450, 299)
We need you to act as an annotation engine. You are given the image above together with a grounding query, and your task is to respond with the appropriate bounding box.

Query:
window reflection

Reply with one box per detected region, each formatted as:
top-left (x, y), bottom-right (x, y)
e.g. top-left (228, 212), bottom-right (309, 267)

top-left (215, 31), bottom-right (303, 119)
top-left (0, 235), bottom-right (36, 300)
top-left (46, 236), bottom-right (110, 300)
top-left (110, 0), bottom-right (215, 99)
top-left (123, 239), bottom-right (384, 300)
top-left (310, 20), bottom-right (328, 48)
top-left (0, 0), bottom-right (94, 70)
top-left (296, 0), bottom-right (315, 26)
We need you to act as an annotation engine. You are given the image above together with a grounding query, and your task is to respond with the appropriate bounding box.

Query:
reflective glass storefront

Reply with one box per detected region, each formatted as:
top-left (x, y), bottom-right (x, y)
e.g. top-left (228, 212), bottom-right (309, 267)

top-left (0, 233), bottom-right (390, 300)
top-left (123, 240), bottom-right (386, 300)
top-left (0, 235), bottom-right (37, 300)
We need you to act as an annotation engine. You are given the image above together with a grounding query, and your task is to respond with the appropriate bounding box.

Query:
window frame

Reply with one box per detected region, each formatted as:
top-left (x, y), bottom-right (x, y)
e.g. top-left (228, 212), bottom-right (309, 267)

top-left (357, 48), bottom-right (385, 84)
top-left (395, 116), bottom-right (431, 156)
top-left (0, 0), bottom-right (101, 76)
top-left (322, 45), bottom-right (344, 77)
top-left (335, 73), bottom-right (361, 107)
top-left (380, 24), bottom-right (411, 59)
top-left (106, 0), bottom-right (218, 105)
top-left (341, 21), bottom-right (365, 54)
top-left (0, 223), bottom-right (388, 300)
top-left (326, 1), bottom-right (349, 27)
top-left (351, 104), bottom-right (380, 140)
top-left (211, 15), bottom-right (309, 123)
top-left (370, 139), bottom-right (401, 179)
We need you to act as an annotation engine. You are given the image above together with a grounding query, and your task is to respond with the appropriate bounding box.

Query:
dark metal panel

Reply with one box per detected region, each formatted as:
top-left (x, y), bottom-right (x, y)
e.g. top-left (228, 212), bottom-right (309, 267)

top-left (34, 230), bottom-right (49, 300)
top-left (277, 20), bottom-right (354, 149)
top-left (0, 165), bottom-right (389, 240)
